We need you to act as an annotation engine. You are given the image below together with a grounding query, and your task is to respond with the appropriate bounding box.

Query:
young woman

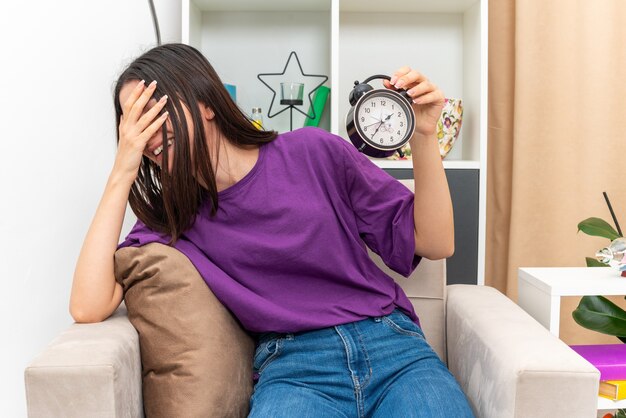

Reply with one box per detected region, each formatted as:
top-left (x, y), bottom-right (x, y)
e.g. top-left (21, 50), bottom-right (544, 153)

top-left (70, 43), bottom-right (473, 417)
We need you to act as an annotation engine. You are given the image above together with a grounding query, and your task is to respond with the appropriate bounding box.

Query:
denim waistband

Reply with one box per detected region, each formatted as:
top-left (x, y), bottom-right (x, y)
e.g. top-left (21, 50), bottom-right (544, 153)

top-left (251, 308), bottom-right (411, 344)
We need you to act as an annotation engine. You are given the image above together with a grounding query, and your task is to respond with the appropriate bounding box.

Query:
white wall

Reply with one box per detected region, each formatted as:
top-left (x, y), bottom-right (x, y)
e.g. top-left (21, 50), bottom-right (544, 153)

top-left (0, 1), bottom-right (180, 416)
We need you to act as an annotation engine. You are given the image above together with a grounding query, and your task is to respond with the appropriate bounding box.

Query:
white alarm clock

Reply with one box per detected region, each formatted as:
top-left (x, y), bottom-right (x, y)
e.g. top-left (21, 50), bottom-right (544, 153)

top-left (345, 74), bottom-right (415, 158)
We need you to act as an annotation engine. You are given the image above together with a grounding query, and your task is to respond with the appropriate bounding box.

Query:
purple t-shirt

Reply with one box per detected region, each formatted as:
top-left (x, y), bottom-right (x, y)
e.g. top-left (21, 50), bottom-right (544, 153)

top-left (117, 127), bottom-right (421, 333)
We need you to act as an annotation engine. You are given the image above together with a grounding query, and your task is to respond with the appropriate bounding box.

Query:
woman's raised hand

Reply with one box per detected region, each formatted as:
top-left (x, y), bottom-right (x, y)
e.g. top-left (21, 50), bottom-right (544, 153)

top-left (112, 80), bottom-right (169, 181)
top-left (383, 67), bottom-right (445, 138)
top-left (72, 79), bottom-right (169, 323)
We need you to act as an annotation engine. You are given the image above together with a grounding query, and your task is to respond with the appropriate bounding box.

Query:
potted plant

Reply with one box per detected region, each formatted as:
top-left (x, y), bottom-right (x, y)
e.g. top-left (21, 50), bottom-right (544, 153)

top-left (575, 216), bottom-right (626, 343)
top-left (576, 214), bottom-right (626, 418)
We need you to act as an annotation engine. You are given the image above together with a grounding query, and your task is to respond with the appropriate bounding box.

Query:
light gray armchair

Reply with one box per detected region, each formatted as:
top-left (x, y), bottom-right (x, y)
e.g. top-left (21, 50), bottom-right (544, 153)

top-left (25, 180), bottom-right (600, 417)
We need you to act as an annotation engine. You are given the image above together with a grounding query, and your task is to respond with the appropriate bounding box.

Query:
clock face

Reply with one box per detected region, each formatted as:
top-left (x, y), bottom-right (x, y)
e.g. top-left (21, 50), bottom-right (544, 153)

top-left (354, 89), bottom-right (415, 150)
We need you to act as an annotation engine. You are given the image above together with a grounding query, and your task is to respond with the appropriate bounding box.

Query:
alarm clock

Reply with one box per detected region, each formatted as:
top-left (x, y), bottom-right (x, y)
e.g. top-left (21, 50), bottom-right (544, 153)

top-left (346, 74), bottom-right (416, 158)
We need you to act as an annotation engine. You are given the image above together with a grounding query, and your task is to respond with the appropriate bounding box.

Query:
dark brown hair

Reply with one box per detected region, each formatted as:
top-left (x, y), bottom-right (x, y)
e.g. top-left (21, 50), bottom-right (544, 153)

top-left (113, 43), bottom-right (277, 245)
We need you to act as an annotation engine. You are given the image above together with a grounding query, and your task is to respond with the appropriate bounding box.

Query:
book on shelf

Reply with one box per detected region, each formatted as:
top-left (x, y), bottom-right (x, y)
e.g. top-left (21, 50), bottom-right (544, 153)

top-left (303, 86), bottom-right (330, 128)
top-left (569, 344), bottom-right (626, 381)
top-left (600, 380), bottom-right (626, 401)
top-left (224, 83), bottom-right (237, 102)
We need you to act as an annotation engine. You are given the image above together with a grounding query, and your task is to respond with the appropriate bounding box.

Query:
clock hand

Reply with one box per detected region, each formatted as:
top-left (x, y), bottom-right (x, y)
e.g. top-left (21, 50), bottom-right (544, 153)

top-left (381, 113), bottom-right (394, 127)
top-left (371, 113), bottom-right (394, 140)
top-left (371, 120), bottom-right (385, 140)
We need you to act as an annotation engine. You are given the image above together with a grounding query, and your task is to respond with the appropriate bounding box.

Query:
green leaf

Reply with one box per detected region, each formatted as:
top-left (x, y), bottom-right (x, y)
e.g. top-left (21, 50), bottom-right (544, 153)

top-left (572, 295), bottom-right (626, 338)
top-left (586, 257), bottom-right (608, 267)
top-left (577, 217), bottom-right (620, 240)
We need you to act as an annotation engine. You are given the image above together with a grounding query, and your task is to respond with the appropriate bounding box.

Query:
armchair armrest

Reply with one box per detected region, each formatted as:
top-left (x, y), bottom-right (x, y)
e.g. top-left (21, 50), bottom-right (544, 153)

top-left (24, 302), bottom-right (143, 418)
top-left (446, 285), bottom-right (600, 418)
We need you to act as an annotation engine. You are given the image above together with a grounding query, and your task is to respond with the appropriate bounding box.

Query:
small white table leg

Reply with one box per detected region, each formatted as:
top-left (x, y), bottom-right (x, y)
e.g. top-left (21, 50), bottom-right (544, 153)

top-left (518, 279), bottom-right (561, 337)
top-left (547, 295), bottom-right (561, 337)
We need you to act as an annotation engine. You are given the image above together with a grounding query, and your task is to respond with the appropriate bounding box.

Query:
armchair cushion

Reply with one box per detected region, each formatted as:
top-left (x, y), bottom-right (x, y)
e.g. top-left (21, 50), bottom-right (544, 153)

top-left (114, 242), bottom-right (255, 418)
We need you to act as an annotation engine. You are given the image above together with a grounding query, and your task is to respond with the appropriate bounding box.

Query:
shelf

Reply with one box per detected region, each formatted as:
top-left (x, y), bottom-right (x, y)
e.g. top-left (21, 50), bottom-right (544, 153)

top-left (192, 0), bottom-right (478, 14)
top-left (336, 1), bottom-right (483, 162)
top-left (340, 0), bottom-right (479, 13)
top-left (191, 0), bottom-right (330, 12)
top-left (185, 2), bottom-right (331, 134)
top-left (598, 395), bottom-right (626, 410)
top-left (373, 159), bottom-right (480, 170)
top-left (192, 0), bottom-right (479, 13)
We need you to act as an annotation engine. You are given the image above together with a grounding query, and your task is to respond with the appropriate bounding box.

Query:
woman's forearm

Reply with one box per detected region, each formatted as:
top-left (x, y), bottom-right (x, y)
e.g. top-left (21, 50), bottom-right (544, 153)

top-left (409, 132), bottom-right (454, 259)
top-left (69, 170), bottom-right (133, 322)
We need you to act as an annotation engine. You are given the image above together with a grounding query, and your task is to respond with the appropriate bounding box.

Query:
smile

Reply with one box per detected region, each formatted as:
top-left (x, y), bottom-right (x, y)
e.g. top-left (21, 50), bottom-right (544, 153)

top-left (153, 139), bottom-right (173, 156)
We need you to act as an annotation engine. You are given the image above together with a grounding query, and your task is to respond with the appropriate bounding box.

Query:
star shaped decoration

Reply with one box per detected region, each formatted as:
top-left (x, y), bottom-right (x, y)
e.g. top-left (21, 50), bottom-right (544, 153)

top-left (257, 51), bottom-right (328, 120)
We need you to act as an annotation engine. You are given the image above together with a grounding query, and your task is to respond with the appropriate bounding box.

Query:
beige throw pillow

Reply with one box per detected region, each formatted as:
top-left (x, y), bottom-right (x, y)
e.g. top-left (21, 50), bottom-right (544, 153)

top-left (114, 242), bottom-right (255, 418)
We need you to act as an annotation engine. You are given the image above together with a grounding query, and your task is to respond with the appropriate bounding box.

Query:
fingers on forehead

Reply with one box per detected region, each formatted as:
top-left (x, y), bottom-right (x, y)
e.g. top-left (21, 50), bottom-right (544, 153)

top-left (144, 98), bottom-right (158, 111)
top-left (120, 80), bottom-right (145, 110)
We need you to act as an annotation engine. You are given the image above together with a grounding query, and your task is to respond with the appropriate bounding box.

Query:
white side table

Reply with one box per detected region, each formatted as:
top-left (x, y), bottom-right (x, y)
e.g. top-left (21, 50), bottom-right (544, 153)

top-left (518, 267), bottom-right (626, 337)
top-left (518, 266), bottom-right (626, 411)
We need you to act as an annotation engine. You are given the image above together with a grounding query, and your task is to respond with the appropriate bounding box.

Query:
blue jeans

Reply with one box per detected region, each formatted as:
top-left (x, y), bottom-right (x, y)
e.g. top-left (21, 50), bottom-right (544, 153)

top-left (248, 308), bottom-right (475, 417)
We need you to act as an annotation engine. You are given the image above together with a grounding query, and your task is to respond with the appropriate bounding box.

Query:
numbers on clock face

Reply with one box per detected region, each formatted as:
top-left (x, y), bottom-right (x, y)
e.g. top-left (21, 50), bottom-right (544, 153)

top-left (357, 94), bottom-right (409, 147)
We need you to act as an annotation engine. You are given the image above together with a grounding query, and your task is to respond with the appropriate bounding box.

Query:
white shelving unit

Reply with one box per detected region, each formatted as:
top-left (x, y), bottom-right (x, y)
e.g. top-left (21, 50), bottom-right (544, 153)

top-left (182, 0), bottom-right (487, 285)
